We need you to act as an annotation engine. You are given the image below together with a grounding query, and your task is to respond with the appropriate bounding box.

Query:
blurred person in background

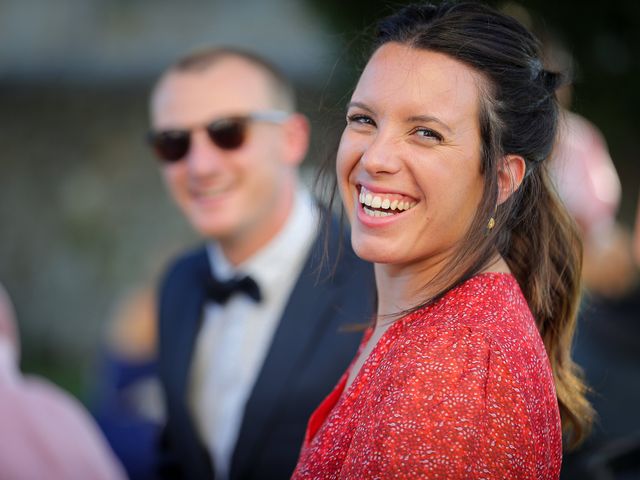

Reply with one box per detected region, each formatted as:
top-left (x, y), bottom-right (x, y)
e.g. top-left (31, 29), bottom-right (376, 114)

top-left (0, 282), bottom-right (126, 480)
top-left (147, 46), bottom-right (374, 480)
top-left (544, 38), bottom-right (637, 300)
top-left (559, 184), bottom-right (640, 479)
top-left (91, 283), bottom-right (163, 480)
top-left (522, 9), bottom-right (640, 479)
top-left (556, 138), bottom-right (640, 479)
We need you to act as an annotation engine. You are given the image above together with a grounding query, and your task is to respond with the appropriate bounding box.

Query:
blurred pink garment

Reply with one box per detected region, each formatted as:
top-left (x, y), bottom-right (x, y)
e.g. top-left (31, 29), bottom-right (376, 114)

top-left (550, 111), bottom-right (621, 238)
top-left (0, 284), bottom-right (126, 480)
top-left (0, 341), bottom-right (126, 480)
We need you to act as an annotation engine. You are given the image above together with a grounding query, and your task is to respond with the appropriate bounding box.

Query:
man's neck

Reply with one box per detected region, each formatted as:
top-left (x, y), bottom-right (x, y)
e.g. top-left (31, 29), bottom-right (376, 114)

top-left (218, 185), bottom-right (298, 266)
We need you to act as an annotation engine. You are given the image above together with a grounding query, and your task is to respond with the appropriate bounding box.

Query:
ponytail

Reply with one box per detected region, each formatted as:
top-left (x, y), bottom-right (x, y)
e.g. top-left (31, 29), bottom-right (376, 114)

top-left (506, 165), bottom-right (594, 447)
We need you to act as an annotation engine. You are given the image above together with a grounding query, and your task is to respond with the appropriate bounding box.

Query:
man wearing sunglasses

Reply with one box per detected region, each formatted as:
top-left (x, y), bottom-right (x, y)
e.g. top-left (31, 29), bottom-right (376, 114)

top-left (148, 47), bottom-right (374, 480)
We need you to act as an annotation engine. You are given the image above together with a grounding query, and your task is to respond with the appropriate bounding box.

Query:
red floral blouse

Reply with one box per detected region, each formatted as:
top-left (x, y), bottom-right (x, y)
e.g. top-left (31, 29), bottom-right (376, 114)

top-left (292, 273), bottom-right (562, 479)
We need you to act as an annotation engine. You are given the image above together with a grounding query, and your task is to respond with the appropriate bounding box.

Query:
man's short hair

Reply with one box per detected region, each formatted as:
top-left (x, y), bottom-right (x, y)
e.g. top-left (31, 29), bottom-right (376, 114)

top-left (156, 46), bottom-right (296, 111)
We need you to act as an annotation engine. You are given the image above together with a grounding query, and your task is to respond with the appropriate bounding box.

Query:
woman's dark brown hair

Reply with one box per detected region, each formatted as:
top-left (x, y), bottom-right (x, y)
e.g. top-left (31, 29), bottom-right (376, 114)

top-left (320, 1), bottom-right (594, 447)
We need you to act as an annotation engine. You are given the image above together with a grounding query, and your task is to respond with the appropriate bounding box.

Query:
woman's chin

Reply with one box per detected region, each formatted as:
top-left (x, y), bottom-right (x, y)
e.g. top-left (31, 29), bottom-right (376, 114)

top-left (351, 239), bottom-right (402, 265)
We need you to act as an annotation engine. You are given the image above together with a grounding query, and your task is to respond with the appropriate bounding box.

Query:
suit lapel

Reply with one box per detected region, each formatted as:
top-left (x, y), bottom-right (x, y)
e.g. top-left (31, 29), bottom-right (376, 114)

top-left (168, 250), bottom-right (211, 398)
top-left (230, 226), bottom-right (345, 476)
top-left (159, 247), bottom-right (217, 478)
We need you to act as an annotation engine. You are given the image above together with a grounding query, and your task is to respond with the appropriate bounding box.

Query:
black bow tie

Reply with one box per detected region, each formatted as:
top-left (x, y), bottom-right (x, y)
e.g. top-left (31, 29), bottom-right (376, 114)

top-left (204, 273), bottom-right (262, 305)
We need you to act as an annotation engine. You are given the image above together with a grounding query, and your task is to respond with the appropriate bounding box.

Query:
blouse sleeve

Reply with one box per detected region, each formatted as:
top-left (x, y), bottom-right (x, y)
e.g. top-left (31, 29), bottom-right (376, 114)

top-left (339, 327), bottom-right (540, 479)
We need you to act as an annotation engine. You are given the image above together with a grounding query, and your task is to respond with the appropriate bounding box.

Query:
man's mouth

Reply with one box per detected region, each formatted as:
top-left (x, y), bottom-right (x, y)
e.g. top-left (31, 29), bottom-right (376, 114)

top-left (358, 185), bottom-right (417, 218)
top-left (191, 185), bottom-right (231, 199)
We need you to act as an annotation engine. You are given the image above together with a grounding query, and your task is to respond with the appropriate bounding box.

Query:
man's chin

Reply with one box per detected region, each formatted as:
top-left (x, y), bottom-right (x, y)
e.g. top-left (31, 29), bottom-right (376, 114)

top-left (190, 217), bottom-right (239, 241)
top-left (194, 226), bottom-right (234, 241)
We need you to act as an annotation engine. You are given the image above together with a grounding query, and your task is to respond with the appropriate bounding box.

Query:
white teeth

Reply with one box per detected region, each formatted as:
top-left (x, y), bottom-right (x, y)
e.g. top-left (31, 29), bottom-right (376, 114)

top-left (358, 186), bottom-right (417, 215)
top-left (363, 206), bottom-right (394, 217)
top-left (364, 192), bottom-right (373, 206)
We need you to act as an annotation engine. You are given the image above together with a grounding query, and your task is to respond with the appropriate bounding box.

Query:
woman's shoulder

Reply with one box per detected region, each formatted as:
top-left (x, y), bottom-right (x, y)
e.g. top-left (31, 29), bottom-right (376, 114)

top-left (405, 273), bottom-right (538, 346)
top-left (388, 273), bottom-right (549, 382)
top-left (441, 272), bottom-right (529, 318)
top-left (379, 273), bottom-right (554, 405)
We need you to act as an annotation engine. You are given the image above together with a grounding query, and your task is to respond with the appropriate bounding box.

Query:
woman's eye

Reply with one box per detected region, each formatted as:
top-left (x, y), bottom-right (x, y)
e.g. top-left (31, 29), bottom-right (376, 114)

top-left (346, 114), bottom-right (375, 127)
top-left (414, 127), bottom-right (443, 141)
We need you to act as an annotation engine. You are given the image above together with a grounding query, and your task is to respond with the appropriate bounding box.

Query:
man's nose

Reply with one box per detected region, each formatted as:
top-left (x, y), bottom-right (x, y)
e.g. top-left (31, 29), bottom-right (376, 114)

top-left (185, 128), bottom-right (226, 175)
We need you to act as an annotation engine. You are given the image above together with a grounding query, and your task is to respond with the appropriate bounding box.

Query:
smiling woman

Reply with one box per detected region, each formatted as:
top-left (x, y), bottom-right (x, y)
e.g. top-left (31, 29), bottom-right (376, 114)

top-left (293, 2), bottom-right (594, 479)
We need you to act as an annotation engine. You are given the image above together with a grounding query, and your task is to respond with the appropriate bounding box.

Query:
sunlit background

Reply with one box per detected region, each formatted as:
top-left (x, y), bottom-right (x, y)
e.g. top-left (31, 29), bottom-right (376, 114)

top-left (1, 0), bottom-right (638, 402)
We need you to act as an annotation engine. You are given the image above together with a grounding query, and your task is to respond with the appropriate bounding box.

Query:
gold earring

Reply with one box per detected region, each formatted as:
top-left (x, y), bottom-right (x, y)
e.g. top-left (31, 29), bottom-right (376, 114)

top-left (487, 217), bottom-right (496, 230)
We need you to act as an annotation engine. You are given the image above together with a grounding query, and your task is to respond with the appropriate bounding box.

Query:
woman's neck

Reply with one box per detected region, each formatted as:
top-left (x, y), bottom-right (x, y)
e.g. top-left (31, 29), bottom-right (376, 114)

top-left (374, 259), bottom-right (444, 320)
top-left (374, 254), bottom-right (510, 321)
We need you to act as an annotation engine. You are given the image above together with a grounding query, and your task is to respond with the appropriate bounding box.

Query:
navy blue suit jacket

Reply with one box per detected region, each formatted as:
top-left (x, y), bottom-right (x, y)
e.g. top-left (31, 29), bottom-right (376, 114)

top-left (157, 217), bottom-right (375, 479)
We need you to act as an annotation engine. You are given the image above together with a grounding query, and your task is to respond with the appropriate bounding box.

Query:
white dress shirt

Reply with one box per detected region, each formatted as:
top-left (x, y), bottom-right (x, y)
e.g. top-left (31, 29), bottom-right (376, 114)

top-left (188, 187), bottom-right (318, 480)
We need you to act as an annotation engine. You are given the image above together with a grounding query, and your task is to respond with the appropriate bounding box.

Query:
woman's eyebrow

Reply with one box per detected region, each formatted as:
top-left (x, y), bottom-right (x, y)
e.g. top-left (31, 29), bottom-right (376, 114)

top-left (347, 102), bottom-right (453, 134)
top-left (346, 101), bottom-right (374, 113)
top-left (407, 115), bottom-right (453, 134)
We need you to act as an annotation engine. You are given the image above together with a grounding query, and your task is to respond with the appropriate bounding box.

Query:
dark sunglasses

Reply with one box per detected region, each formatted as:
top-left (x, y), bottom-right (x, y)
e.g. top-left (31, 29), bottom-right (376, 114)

top-left (148, 110), bottom-right (290, 163)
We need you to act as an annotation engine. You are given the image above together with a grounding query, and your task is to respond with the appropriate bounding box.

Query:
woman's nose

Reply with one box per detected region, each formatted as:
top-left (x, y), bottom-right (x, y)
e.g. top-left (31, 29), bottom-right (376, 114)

top-left (359, 130), bottom-right (402, 176)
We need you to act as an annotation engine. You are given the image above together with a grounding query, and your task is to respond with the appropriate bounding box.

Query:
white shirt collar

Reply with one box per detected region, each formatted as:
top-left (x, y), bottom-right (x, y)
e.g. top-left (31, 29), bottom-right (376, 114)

top-left (206, 187), bottom-right (319, 301)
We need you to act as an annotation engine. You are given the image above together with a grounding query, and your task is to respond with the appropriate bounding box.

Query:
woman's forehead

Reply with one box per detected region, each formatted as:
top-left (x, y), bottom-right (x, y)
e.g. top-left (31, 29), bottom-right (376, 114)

top-left (352, 43), bottom-right (483, 126)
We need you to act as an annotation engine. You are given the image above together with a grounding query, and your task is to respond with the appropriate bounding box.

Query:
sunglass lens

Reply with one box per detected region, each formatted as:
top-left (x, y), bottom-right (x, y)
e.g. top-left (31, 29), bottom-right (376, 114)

top-left (149, 131), bottom-right (190, 162)
top-left (208, 119), bottom-right (246, 150)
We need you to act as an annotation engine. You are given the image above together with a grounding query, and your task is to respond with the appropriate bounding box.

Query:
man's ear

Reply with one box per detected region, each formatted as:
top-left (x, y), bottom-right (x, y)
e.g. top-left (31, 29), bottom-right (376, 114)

top-left (497, 154), bottom-right (526, 205)
top-left (282, 113), bottom-right (310, 167)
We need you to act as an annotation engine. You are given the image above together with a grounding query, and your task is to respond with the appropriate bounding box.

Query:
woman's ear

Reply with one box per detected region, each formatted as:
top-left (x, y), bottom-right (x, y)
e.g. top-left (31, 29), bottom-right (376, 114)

top-left (497, 154), bottom-right (526, 205)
